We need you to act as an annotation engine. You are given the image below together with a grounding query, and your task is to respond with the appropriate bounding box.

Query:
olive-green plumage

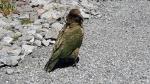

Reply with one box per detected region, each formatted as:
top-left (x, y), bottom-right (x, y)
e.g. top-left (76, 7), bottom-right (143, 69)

top-left (44, 9), bottom-right (84, 72)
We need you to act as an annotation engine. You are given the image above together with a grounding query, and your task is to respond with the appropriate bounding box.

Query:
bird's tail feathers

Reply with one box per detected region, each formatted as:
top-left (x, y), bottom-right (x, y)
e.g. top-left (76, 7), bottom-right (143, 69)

top-left (44, 58), bottom-right (59, 72)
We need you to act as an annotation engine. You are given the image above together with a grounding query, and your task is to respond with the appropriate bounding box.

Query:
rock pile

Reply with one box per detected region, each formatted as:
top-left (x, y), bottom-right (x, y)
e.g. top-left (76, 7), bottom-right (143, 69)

top-left (0, 0), bottom-right (101, 67)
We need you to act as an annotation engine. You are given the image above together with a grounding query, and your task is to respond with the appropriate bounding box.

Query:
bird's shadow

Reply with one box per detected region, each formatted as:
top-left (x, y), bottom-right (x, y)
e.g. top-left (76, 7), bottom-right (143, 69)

top-left (51, 57), bottom-right (79, 71)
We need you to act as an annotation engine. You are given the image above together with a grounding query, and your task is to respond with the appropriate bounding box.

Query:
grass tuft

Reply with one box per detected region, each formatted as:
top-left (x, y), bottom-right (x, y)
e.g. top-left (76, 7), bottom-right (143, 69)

top-left (0, 0), bottom-right (16, 17)
top-left (20, 18), bottom-right (33, 25)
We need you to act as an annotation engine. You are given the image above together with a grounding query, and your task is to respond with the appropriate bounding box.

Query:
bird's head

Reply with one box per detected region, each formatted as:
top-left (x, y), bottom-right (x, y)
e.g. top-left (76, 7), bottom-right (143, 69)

top-left (66, 9), bottom-right (83, 25)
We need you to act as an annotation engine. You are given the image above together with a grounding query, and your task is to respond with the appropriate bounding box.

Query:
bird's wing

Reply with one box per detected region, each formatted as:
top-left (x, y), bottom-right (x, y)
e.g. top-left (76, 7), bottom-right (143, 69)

top-left (52, 25), bottom-right (68, 54)
top-left (50, 25), bottom-right (83, 60)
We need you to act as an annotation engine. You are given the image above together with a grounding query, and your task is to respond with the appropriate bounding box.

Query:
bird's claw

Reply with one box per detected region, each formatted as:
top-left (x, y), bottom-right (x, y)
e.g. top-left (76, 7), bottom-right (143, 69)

top-left (72, 64), bottom-right (79, 69)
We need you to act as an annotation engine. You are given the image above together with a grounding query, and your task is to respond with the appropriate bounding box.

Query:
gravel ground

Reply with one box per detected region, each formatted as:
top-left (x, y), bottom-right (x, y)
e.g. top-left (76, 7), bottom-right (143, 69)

top-left (1, 0), bottom-right (150, 84)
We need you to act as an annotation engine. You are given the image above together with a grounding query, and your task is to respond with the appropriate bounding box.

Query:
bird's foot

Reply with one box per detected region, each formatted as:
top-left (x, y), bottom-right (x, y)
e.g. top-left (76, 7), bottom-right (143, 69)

top-left (72, 64), bottom-right (79, 69)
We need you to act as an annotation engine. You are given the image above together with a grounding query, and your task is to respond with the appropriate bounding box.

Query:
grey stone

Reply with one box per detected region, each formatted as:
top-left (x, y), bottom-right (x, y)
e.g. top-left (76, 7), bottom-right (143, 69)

top-left (33, 19), bottom-right (42, 25)
top-left (34, 34), bottom-right (43, 40)
top-left (42, 23), bottom-right (50, 28)
top-left (34, 40), bottom-right (42, 46)
top-left (29, 12), bottom-right (38, 21)
top-left (37, 28), bottom-right (49, 33)
top-left (6, 68), bottom-right (14, 75)
top-left (19, 35), bottom-right (34, 41)
top-left (44, 31), bottom-right (52, 39)
top-left (30, 0), bottom-right (52, 5)
top-left (0, 19), bottom-right (8, 27)
top-left (51, 22), bottom-right (63, 31)
top-left (22, 45), bottom-right (36, 55)
top-left (10, 20), bottom-right (21, 27)
top-left (29, 37), bottom-right (35, 43)
top-left (0, 28), bottom-right (7, 39)
top-left (15, 25), bottom-right (23, 30)
top-left (60, 0), bottom-right (79, 5)
top-left (49, 40), bottom-right (56, 44)
top-left (2, 37), bottom-right (13, 44)
top-left (0, 56), bottom-right (20, 66)
top-left (29, 25), bottom-right (43, 33)
top-left (44, 22), bottom-right (63, 39)
top-left (7, 48), bottom-right (22, 56)
top-left (42, 39), bottom-right (50, 46)
top-left (27, 29), bottom-right (36, 35)
top-left (80, 9), bottom-right (90, 19)
top-left (19, 14), bottom-right (30, 19)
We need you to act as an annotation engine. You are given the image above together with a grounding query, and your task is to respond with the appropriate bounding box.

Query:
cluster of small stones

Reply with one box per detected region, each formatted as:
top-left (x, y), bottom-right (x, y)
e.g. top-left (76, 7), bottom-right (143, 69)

top-left (0, 0), bottom-right (101, 68)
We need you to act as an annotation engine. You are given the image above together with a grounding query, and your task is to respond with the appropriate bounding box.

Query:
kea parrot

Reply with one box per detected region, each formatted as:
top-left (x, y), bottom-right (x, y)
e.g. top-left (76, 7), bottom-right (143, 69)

top-left (44, 9), bottom-right (84, 72)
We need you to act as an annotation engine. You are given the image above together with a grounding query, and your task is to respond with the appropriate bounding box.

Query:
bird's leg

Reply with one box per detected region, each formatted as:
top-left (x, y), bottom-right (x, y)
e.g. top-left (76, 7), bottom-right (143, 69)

top-left (72, 57), bottom-right (79, 69)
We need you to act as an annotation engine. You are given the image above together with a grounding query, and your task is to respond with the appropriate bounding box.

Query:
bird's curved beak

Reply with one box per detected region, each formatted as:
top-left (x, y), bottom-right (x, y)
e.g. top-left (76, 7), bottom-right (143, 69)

top-left (78, 14), bottom-right (84, 21)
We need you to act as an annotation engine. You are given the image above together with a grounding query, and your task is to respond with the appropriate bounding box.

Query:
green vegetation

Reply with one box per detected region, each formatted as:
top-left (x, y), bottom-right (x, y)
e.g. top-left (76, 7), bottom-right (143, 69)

top-left (20, 18), bottom-right (33, 25)
top-left (0, 0), bottom-right (16, 16)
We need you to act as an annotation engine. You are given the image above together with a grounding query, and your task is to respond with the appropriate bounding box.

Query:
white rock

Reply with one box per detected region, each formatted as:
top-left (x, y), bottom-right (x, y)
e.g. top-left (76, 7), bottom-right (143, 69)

top-left (51, 11), bottom-right (62, 19)
top-left (0, 51), bottom-right (8, 59)
top-left (33, 19), bottom-right (42, 25)
top-left (60, 0), bottom-right (79, 5)
top-left (3, 30), bottom-right (15, 38)
top-left (11, 14), bottom-right (19, 18)
top-left (0, 28), bottom-right (7, 39)
top-left (22, 45), bottom-right (36, 54)
top-left (6, 68), bottom-right (14, 75)
top-left (30, 0), bottom-right (52, 5)
top-left (41, 9), bottom-right (62, 20)
top-left (19, 35), bottom-right (34, 41)
top-left (29, 12), bottom-right (38, 21)
top-left (1, 56), bottom-right (20, 66)
top-left (24, 5), bottom-right (33, 12)
top-left (0, 42), bottom-right (11, 46)
top-left (42, 39), bottom-right (50, 46)
top-left (34, 33), bottom-right (43, 40)
top-left (38, 32), bottom-right (46, 37)
top-left (10, 20), bottom-right (21, 26)
top-left (29, 37), bottom-right (35, 43)
top-left (19, 14), bottom-right (30, 19)
top-left (27, 29), bottom-right (36, 35)
top-left (15, 25), bottom-right (23, 30)
top-left (19, 54), bottom-right (26, 61)
top-left (0, 19), bottom-right (8, 27)
top-left (34, 40), bottom-right (41, 46)
top-left (6, 56), bottom-right (20, 66)
top-left (49, 40), bottom-right (56, 44)
top-left (41, 10), bottom-right (53, 19)
top-left (0, 51), bottom-right (8, 66)
top-left (36, 8), bottom-right (45, 16)
top-left (51, 22), bottom-right (63, 30)
top-left (7, 48), bottom-right (22, 56)
top-left (44, 31), bottom-right (52, 39)
top-left (44, 22), bottom-right (63, 39)
top-left (28, 25), bottom-right (42, 32)
top-left (0, 47), bottom-right (20, 66)
top-left (2, 37), bottom-right (13, 44)
top-left (38, 28), bottom-right (49, 33)
top-left (97, 14), bottom-right (102, 18)
top-left (80, 9), bottom-right (90, 19)
top-left (42, 23), bottom-right (49, 28)
top-left (81, 0), bottom-right (95, 8)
